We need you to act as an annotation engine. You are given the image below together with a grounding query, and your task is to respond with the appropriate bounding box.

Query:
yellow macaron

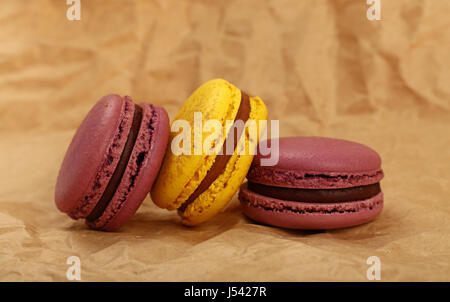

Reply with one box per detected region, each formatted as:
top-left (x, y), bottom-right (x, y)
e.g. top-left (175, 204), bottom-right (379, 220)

top-left (151, 79), bottom-right (268, 226)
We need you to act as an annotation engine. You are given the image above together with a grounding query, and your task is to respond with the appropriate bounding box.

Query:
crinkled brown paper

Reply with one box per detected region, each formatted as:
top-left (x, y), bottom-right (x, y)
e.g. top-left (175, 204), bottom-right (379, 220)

top-left (0, 0), bottom-right (449, 281)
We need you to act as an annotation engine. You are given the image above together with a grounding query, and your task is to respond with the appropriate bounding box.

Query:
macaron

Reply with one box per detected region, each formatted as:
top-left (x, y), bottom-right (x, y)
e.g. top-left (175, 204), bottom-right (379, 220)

top-left (55, 94), bottom-right (169, 231)
top-left (151, 79), bottom-right (268, 226)
top-left (239, 136), bottom-right (384, 229)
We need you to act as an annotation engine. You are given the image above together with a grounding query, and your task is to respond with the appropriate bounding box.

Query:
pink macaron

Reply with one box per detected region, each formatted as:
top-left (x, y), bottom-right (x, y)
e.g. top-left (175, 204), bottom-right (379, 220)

top-left (55, 94), bottom-right (169, 231)
top-left (239, 136), bottom-right (384, 230)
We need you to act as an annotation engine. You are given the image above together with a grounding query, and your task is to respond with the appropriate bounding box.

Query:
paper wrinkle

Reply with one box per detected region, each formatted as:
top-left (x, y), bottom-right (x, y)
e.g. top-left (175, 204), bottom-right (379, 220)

top-left (0, 0), bottom-right (449, 281)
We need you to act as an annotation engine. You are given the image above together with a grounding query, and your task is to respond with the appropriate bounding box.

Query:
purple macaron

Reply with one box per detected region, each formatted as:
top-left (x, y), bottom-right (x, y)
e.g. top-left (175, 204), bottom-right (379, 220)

top-left (239, 136), bottom-right (384, 230)
top-left (55, 94), bottom-right (169, 231)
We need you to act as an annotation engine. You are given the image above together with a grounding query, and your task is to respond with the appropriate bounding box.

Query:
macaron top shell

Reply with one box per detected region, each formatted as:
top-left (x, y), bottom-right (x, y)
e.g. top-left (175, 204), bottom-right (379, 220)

top-left (151, 79), bottom-right (242, 210)
top-left (55, 94), bottom-right (134, 218)
top-left (248, 136), bottom-right (384, 189)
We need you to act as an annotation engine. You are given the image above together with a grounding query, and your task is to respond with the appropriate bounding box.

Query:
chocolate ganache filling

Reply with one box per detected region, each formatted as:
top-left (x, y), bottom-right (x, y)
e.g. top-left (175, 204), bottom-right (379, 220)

top-left (247, 182), bottom-right (381, 203)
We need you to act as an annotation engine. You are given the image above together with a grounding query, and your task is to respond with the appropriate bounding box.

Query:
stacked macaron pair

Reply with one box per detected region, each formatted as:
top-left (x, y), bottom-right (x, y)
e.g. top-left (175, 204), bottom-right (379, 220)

top-left (55, 79), bottom-right (384, 231)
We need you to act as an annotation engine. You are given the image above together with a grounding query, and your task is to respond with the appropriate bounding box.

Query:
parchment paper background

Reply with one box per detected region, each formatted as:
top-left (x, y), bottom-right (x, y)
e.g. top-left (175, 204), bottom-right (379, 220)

top-left (0, 0), bottom-right (449, 281)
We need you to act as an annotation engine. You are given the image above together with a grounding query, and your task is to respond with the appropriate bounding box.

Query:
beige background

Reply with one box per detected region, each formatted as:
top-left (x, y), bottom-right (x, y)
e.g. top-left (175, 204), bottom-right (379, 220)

top-left (0, 0), bottom-right (449, 281)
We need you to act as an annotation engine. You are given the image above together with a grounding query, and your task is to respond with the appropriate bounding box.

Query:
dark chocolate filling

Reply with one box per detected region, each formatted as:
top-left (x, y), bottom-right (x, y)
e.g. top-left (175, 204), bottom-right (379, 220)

top-left (247, 182), bottom-right (381, 203)
top-left (86, 105), bottom-right (143, 222)
top-left (178, 92), bottom-right (251, 213)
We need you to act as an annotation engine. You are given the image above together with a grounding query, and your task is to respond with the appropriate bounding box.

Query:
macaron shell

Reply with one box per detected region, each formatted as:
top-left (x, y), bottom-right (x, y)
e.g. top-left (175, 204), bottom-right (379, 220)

top-left (253, 136), bottom-right (382, 173)
top-left (55, 94), bottom-right (134, 218)
top-left (151, 79), bottom-right (241, 210)
top-left (239, 183), bottom-right (384, 230)
top-left (180, 96), bottom-right (268, 226)
top-left (248, 136), bottom-right (384, 189)
top-left (86, 104), bottom-right (169, 231)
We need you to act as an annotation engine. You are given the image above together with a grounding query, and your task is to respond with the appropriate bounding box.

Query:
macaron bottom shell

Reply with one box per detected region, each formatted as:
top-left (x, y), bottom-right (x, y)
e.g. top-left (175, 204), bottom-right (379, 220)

top-left (239, 183), bottom-right (384, 230)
